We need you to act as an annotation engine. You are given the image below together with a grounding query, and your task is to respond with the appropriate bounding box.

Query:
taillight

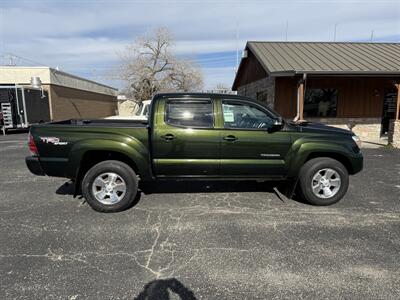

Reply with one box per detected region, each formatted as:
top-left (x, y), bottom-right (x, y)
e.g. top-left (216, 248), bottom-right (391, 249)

top-left (28, 133), bottom-right (39, 156)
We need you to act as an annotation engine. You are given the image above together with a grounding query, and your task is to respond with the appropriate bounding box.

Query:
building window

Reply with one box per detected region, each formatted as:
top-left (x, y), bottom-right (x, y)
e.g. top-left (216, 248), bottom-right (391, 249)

top-left (256, 90), bottom-right (268, 102)
top-left (165, 100), bottom-right (213, 128)
top-left (304, 88), bottom-right (338, 117)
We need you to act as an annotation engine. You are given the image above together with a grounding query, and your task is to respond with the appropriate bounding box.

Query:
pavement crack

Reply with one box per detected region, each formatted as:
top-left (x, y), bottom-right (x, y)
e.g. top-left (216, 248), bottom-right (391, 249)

top-left (145, 213), bottom-right (162, 269)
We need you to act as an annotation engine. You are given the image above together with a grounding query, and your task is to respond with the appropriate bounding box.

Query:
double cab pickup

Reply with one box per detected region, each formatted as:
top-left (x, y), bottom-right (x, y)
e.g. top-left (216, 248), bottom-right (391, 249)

top-left (26, 93), bottom-right (363, 212)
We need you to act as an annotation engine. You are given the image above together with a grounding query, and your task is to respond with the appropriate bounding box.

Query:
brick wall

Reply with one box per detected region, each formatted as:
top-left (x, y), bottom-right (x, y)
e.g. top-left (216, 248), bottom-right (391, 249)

top-left (307, 117), bottom-right (383, 142)
top-left (388, 120), bottom-right (400, 148)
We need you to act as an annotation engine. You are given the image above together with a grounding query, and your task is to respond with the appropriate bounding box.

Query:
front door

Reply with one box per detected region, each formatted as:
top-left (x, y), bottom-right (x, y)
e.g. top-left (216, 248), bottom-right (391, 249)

top-left (381, 89), bottom-right (397, 135)
top-left (219, 99), bottom-right (292, 177)
top-left (152, 97), bottom-right (220, 176)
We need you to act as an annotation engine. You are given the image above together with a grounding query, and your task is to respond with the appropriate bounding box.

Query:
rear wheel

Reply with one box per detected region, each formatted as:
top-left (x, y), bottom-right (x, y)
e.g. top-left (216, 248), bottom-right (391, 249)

top-left (298, 157), bottom-right (349, 206)
top-left (81, 160), bottom-right (138, 212)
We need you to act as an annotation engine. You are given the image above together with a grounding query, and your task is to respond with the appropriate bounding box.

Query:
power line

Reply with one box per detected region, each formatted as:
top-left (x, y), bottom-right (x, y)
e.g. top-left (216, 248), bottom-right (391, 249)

top-left (0, 52), bottom-right (48, 67)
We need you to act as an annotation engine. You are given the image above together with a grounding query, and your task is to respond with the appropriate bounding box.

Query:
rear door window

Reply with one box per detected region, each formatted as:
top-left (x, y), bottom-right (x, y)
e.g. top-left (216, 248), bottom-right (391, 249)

top-left (166, 100), bottom-right (214, 128)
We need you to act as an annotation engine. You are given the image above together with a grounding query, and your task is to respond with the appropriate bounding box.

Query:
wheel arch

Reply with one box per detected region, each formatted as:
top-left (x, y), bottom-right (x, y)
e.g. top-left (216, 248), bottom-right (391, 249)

top-left (73, 149), bottom-right (143, 198)
top-left (79, 150), bottom-right (140, 177)
top-left (67, 138), bottom-right (150, 197)
top-left (305, 152), bottom-right (354, 174)
top-left (287, 141), bottom-right (357, 178)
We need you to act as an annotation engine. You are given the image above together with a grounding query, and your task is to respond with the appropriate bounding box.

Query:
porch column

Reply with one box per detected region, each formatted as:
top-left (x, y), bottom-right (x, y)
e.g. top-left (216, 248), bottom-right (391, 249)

top-left (298, 81), bottom-right (305, 121)
top-left (396, 83), bottom-right (400, 120)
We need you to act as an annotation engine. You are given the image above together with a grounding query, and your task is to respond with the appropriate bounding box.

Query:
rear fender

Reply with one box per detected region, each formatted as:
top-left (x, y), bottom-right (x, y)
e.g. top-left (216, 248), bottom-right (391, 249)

top-left (67, 138), bottom-right (151, 180)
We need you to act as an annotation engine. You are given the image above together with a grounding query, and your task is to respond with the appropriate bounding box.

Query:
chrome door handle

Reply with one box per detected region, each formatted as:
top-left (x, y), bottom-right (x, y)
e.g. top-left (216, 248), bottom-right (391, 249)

top-left (161, 134), bottom-right (175, 141)
top-left (223, 135), bottom-right (238, 142)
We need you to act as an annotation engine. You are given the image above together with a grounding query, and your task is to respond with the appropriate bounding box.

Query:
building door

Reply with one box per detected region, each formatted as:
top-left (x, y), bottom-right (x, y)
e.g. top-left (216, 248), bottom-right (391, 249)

top-left (0, 87), bottom-right (23, 128)
top-left (381, 89), bottom-right (397, 135)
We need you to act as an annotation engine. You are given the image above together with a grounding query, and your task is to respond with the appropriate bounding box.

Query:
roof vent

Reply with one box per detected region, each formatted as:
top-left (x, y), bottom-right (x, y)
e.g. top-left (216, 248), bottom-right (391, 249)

top-left (30, 76), bottom-right (42, 89)
top-left (30, 76), bottom-right (46, 98)
top-left (242, 50), bottom-right (248, 58)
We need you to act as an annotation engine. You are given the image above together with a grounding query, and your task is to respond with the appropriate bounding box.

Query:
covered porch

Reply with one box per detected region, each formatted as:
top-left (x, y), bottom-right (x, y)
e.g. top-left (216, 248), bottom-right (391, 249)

top-left (274, 75), bottom-right (400, 147)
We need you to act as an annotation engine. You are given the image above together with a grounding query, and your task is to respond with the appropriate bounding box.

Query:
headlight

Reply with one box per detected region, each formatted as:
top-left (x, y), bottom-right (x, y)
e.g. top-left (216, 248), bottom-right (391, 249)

top-left (352, 135), bottom-right (362, 148)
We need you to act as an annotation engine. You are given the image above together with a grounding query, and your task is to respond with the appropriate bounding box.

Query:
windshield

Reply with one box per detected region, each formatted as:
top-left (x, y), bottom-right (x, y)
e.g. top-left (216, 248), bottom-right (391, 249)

top-left (134, 103), bottom-right (150, 117)
top-left (143, 104), bottom-right (149, 117)
top-left (135, 103), bottom-right (144, 116)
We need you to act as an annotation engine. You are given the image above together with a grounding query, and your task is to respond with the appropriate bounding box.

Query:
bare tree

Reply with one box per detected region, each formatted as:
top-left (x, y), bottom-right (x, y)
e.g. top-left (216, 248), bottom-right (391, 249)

top-left (119, 28), bottom-right (203, 102)
top-left (170, 59), bottom-right (203, 92)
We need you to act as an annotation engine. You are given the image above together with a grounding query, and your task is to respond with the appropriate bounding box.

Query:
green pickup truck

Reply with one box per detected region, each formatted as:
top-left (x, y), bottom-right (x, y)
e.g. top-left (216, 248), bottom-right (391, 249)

top-left (26, 93), bottom-right (363, 212)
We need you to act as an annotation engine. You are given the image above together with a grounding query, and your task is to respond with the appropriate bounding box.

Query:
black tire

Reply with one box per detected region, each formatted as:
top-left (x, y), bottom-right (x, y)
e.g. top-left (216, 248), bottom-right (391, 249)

top-left (81, 160), bottom-right (138, 213)
top-left (298, 157), bottom-right (349, 206)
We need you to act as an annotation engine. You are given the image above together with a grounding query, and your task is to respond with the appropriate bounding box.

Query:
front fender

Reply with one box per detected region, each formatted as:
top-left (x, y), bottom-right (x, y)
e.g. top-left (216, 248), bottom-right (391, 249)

top-left (287, 137), bottom-right (358, 178)
top-left (66, 137), bottom-right (151, 180)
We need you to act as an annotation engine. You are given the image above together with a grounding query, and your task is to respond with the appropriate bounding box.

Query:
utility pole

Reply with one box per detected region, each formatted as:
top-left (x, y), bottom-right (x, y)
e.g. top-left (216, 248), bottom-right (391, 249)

top-left (370, 30), bottom-right (374, 42)
top-left (6, 54), bottom-right (16, 66)
top-left (333, 23), bottom-right (338, 42)
top-left (285, 21), bottom-right (288, 41)
top-left (236, 21), bottom-right (239, 73)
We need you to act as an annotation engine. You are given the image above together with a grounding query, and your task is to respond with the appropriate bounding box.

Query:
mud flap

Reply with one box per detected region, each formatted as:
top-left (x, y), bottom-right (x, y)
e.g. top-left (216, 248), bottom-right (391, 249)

top-left (274, 178), bottom-right (299, 201)
top-left (73, 167), bottom-right (82, 198)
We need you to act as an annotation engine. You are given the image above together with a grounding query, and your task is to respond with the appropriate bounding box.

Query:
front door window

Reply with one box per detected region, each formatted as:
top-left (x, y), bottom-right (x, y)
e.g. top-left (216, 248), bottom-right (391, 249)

top-left (222, 102), bottom-right (275, 130)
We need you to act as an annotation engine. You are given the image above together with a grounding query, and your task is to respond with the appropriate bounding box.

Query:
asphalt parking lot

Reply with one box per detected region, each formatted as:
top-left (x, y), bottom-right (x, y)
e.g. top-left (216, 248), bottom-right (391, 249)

top-left (1, 132), bottom-right (400, 299)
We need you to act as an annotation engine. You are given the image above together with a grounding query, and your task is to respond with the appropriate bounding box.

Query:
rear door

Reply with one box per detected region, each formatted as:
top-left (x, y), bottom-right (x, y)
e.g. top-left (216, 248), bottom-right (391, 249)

top-left (151, 96), bottom-right (220, 176)
top-left (219, 99), bottom-right (292, 177)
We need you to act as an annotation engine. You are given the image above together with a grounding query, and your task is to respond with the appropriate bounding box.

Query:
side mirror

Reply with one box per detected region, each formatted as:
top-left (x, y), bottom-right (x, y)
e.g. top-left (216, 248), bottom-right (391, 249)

top-left (273, 117), bottom-right (283, 127)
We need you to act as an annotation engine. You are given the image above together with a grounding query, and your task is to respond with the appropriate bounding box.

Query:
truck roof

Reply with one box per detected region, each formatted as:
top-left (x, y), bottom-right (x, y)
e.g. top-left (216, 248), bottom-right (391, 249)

top-left (153, 92), bottom-right (256, 102)
top-left (152, 92), bottom-right (281, 118)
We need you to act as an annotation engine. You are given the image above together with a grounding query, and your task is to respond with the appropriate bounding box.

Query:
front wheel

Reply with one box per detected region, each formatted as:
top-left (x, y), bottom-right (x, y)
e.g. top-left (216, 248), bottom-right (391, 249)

top-left (298, 157), bottom-right (349, 206)
top-left (81, 160), bottom-right (138, 212)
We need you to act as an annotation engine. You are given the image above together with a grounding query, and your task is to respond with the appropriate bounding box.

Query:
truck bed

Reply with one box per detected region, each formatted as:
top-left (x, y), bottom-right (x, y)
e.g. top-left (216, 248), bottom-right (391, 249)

top-left (29, 119), bottom-right (150, 179)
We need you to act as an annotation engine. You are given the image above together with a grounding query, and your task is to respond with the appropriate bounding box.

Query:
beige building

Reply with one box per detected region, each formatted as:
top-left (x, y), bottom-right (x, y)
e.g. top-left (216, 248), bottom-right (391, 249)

top-left (0, 67), bottom-right (118, 126)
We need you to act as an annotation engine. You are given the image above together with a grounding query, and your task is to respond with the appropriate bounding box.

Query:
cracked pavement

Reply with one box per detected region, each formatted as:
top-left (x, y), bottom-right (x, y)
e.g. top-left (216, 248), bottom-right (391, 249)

top-left (1, 133), bottom-right (400, 299)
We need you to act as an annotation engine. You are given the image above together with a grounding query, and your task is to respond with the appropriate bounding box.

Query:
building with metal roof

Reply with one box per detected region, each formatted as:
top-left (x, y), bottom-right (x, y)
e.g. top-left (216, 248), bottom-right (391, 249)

top-left (232, 42), bottom-right (400, 146)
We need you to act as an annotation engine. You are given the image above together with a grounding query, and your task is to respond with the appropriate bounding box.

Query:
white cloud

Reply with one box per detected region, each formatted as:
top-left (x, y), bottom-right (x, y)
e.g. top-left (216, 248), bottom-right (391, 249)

top-left (0, 0), bottom-right (399, 89)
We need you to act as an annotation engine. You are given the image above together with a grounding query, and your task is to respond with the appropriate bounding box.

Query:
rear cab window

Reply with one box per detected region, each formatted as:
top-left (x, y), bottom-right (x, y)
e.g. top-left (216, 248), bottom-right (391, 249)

top-left (165, 99), bottom-right (214, 128)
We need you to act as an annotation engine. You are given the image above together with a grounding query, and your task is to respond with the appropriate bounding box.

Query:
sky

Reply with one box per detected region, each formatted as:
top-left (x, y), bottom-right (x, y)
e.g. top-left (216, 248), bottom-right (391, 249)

top-left (0, 0), bottom-right (399, 91)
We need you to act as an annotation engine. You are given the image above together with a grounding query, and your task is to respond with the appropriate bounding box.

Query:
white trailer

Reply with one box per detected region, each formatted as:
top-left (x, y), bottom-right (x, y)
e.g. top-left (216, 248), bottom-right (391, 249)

top-left (0, 85), bottom-right (51, 135)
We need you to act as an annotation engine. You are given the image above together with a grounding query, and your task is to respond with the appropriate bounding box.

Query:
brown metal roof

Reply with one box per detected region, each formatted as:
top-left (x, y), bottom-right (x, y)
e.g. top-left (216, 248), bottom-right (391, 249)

top-left (246, 41), bottom-right (400, 75)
